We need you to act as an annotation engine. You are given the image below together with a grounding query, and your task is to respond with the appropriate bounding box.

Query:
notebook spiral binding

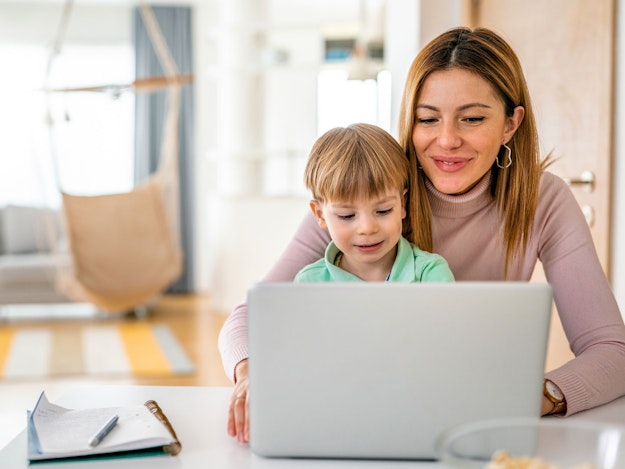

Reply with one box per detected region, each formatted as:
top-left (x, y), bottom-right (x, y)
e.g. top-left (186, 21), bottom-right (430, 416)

top-left (144, 400), bottom-right (182, 455)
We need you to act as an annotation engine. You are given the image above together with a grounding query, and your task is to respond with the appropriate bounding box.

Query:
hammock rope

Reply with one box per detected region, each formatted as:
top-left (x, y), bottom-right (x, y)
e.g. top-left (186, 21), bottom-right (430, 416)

top-left (42, 0), bottom-right (186, 313)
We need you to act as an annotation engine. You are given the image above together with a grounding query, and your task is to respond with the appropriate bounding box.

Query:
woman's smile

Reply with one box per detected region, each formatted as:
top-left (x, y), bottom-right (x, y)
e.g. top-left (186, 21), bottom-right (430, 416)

top-left (433, 156), bottom-right (470, 172)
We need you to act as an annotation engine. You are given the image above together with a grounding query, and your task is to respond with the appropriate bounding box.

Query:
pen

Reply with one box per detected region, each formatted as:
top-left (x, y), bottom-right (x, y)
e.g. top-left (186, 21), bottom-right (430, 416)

top-left (88, 414), bottom-right (119, 447)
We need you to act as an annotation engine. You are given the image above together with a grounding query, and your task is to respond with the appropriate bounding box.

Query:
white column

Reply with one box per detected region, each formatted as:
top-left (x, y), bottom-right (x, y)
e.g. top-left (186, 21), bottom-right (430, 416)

top-left (385, 0), bottom-right (421, 139)
top-left (216, 0), bottom-right (267, 196)
top-left (384, 0), bottom-right (464, 138)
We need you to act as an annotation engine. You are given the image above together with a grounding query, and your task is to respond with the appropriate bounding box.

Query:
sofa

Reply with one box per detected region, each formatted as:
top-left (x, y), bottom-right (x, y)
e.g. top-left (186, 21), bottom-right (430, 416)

top-left (0, 205), bottom-right (71, 304)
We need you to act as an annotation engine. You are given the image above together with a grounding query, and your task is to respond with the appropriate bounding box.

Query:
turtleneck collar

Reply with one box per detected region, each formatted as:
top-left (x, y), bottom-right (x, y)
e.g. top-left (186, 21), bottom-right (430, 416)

top-left (424, 170), bottom-right (495, 219)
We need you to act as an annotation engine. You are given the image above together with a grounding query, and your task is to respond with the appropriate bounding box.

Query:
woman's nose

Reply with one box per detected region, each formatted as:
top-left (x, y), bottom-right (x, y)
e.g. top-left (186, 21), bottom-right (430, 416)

top-left (438, 121), bottom-right (462, 149)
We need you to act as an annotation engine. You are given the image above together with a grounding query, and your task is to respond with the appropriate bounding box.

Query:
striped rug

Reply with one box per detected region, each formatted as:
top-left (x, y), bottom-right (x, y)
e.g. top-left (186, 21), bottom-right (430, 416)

top-left (0, 323), bottom-right (194, 380)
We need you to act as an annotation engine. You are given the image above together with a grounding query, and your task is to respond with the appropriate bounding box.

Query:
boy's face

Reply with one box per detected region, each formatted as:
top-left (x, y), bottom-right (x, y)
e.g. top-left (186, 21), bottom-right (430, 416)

top-left (310, 189), bottom-right (407, 281)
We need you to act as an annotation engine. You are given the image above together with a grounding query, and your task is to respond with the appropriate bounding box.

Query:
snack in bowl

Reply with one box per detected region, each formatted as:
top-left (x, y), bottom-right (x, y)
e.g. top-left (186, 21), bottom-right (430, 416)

top-left (487, 450), bottom-right (594, 469)
top-left (436, 418), bottom-right (625, 469)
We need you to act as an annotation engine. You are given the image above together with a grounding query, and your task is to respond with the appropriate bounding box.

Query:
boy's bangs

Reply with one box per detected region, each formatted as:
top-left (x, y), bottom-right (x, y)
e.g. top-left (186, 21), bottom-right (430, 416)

top-left (323, 161), bottom-right (404, 202)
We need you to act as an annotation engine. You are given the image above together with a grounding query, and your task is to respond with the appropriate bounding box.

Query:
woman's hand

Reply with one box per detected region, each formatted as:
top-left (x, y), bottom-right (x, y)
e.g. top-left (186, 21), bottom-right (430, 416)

top-left (227, 359), bottom-right (250, 443)
top-left (540, 395), bottom-right (553, 416)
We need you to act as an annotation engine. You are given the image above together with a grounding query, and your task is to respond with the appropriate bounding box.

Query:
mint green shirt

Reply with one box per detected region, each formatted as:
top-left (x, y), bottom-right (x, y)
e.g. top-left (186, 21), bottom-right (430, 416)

top-left (294, 236), bottom-right (454, 282)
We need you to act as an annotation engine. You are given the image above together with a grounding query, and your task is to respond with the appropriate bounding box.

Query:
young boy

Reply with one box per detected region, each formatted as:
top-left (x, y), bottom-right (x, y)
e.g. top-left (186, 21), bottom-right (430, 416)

top-left (294, 123), bottom-right (454, 282)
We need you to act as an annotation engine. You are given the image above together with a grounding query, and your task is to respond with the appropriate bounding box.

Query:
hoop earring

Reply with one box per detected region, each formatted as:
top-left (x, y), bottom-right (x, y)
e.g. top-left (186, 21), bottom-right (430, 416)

top-left (496, 144), bottom-right (512, 169)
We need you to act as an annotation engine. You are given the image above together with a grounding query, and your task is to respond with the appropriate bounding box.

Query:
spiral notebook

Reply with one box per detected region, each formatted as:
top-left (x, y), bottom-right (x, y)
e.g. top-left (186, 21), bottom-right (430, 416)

top-left (248, 282), bottom-right (553, 460)
top-left (27, 391), bottom-right (181, 461)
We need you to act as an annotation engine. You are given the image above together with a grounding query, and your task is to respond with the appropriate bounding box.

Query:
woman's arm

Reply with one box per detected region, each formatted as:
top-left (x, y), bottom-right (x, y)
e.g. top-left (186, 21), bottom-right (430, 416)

top-left (536, 173), bottom-right (625, 415)
top-left (218, 210), bottom-right (331, 382)
top-left (219, 211), bottom-right (330, 443)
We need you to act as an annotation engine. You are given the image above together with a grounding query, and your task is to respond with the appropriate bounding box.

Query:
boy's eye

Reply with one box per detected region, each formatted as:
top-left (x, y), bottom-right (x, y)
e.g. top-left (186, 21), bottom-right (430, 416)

top-left (337, 214), bottom-right (354, 220)
top-left (377, 208), bottom-right (393, 216)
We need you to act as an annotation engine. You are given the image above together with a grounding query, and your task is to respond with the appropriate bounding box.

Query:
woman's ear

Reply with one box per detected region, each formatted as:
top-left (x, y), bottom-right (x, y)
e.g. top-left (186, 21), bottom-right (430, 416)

top-left (503, 106), bottom-right (525, 143)
top-left (309, 200), bottom-right (328, 230)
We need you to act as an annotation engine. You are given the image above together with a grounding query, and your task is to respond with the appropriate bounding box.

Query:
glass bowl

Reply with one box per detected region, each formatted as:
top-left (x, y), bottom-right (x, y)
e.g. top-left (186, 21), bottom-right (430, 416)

top-left (436, 417), bottom-right (625, 469)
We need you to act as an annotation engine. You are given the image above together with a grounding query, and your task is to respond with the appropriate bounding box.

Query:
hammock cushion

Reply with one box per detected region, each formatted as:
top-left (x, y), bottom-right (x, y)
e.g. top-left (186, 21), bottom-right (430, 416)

top-left (58, 174), bottom-right (182, 312)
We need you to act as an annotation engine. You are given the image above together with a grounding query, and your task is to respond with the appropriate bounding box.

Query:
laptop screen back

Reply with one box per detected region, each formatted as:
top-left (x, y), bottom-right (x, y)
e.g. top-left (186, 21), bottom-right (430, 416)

top-left (248, 282), bottom-right (553, 460)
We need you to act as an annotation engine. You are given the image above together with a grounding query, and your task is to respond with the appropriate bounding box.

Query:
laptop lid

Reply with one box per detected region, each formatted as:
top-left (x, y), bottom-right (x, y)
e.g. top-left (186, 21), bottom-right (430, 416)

top-left (248, 282), bottom-right (553, 460)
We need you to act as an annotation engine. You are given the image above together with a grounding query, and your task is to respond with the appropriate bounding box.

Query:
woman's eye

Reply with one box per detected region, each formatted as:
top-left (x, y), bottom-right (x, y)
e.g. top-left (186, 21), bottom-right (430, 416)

top-left (417, 117), bottom-right (437, 124)
top-left (463, 116), bottom-right (485, 124)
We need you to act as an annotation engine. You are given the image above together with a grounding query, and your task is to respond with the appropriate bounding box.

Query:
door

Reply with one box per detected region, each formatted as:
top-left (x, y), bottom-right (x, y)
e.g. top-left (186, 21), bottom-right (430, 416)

top-left (466, 0), bottom-right (615, 371)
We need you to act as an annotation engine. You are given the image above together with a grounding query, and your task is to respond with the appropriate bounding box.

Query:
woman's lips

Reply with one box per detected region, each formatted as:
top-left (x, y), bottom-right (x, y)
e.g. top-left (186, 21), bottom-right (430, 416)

top-left (433, 157), bottom-right (468, 172)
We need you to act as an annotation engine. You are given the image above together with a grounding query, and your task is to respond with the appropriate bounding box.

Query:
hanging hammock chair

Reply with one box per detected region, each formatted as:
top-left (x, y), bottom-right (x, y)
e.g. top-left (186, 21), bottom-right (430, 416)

top-left (45, 2), bottom-right (188, 313)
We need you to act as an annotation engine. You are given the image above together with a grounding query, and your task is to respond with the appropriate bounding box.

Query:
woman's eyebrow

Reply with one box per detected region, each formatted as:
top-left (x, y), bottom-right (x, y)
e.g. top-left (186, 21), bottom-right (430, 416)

top-left (416, 104), bottom-right (438, 111)
top-left (458, 103), bottom-right (492, 111)
top-left (416, 103), bottom-right (492, 111)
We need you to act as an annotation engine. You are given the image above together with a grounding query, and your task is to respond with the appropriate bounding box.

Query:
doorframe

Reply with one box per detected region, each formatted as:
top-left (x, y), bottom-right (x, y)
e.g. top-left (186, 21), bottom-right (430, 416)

top-left (613, 0), bottom-right (625, 317)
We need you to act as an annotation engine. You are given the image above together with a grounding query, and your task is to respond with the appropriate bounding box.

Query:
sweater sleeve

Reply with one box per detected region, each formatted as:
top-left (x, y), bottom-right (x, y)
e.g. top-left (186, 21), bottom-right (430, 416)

top-left (218, 211), bottom-right (331, 382)
top-left (537, 173), bottom-right (625, 415)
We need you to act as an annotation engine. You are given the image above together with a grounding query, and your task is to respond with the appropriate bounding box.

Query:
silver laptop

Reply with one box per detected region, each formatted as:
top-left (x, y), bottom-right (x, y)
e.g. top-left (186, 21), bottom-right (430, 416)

top-left (248, 282), bottom-right (553, 461)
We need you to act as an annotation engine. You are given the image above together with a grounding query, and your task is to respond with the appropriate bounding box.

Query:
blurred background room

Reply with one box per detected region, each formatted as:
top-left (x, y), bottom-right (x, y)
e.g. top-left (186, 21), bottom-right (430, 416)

top-left (1, 0), bottom-right (625, 450)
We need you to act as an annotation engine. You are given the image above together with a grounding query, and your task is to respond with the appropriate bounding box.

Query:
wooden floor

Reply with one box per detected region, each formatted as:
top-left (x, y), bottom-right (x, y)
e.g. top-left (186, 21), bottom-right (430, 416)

top-left (120, 293), bottom-right (233, 387)
top-left (0, 294), bottom-right (233, 449)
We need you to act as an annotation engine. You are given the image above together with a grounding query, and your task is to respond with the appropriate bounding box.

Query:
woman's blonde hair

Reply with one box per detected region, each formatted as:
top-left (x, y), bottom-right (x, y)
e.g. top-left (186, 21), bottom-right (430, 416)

top-left (398, 27), bottom-right (550, 275)
top-left (304, 123), bottom-right (413, 236)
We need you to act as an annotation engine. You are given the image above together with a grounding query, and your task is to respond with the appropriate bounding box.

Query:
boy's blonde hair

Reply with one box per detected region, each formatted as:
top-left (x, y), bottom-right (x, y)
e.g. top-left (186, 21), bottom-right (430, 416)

top-left (304, 123), bottom-right (413, 237)
top-left (304, 123), bottom-right (410, 202)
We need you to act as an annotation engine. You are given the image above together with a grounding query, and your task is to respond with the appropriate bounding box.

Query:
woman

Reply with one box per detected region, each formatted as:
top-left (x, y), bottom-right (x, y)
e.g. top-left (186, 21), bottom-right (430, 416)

top-left (218, 27), bottom-right (625, 444)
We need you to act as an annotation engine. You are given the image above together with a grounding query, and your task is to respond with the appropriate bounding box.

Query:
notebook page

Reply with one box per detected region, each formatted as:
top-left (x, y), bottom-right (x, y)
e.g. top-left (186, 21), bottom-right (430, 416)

top-left (30, 392), bottom-right (172, 455)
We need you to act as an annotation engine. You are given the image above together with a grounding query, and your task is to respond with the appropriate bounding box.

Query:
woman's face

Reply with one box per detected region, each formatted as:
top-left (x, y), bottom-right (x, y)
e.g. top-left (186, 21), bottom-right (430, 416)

top-left (412, 68), bottom-right (524, 195)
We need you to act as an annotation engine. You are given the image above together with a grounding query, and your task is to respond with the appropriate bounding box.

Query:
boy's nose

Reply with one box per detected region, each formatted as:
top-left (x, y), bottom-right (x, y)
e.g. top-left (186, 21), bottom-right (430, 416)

top-left (357, 216), bottom-right (378, 234)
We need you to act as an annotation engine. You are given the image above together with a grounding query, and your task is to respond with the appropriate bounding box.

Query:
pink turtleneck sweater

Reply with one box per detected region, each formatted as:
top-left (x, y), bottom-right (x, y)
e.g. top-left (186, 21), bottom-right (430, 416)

top-left (218, 171), bottom-right (625, 415)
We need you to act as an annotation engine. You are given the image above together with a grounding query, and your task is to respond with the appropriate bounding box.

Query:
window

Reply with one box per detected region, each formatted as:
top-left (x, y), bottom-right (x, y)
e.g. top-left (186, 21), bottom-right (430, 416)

top-left (317, 69), bottom-right (391, 136)
top-left (0, 43), bottom-right (134, 207)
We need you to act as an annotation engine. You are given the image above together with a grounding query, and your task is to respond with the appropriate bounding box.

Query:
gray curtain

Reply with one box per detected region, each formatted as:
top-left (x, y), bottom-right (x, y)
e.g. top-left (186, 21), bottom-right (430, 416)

top-left (133, 6), bottom-right (195, 293)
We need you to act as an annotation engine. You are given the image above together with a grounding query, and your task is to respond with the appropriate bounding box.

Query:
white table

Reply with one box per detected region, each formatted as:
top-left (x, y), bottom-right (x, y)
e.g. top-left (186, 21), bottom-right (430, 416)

top-left (1, 385), bottom-right (624, 468)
